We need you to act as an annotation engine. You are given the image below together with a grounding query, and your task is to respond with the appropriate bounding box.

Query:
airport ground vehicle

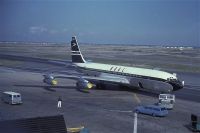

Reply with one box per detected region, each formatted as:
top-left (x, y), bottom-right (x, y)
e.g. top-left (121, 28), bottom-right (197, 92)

top-left (190, 114), bottom-right (200, 132)
top-left (156, 94), bottom-right (175, 109)
top-left (67, 126), bottom-right (90, 133)
top-left (2, 91), bottom-right (22, 105)
top-left (135, 105), bottom-right (168, 117)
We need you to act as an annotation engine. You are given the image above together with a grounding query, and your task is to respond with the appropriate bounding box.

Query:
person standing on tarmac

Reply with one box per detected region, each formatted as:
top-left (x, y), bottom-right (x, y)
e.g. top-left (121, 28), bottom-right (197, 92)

top-left (57, 96), bottom-right (62, 108)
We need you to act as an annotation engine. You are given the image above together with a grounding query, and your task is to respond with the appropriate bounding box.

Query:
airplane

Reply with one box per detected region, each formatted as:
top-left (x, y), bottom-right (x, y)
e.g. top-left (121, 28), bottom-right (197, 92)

top-left (43, 36), bottom-right (184, 93)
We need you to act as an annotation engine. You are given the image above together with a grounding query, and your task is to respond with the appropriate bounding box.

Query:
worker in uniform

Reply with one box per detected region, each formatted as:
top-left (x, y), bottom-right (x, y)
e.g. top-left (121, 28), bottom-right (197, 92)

top-left (57, 96), bottom-right (62, 108)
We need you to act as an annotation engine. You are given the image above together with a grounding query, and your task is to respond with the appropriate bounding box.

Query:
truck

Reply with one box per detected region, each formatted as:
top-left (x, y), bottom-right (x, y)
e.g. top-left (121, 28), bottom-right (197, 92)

top-left (156, 94), bottom-right (175, 110)
top-left (2, 91), bottom-right (22, 105)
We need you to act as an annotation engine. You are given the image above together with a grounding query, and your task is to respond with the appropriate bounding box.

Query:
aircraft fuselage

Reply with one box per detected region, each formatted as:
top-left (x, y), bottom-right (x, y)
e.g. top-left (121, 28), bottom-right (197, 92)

top-left (75, 62), bottom-right (183, 92)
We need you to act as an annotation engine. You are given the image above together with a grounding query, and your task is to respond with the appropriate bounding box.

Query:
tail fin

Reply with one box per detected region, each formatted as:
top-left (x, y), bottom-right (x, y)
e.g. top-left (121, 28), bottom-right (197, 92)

top-left (71, 36), bottom-right (86, 63)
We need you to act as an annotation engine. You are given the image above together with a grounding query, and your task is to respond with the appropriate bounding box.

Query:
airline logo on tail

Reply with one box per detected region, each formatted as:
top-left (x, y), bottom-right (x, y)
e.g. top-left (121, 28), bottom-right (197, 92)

top-left (71, 36), bottom-right (86, 63)
top-left (72, 43), bottom-right (77, 47)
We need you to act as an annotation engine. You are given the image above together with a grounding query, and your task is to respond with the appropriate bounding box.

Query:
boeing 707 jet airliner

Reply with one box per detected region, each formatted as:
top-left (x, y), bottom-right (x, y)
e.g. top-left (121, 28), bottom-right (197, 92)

top-left (43, 36), bottom-right (184, 93)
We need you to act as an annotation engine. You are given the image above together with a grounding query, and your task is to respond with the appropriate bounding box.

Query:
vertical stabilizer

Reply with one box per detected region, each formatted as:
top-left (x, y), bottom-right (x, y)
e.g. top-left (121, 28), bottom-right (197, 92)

top-left (71, 36), bottom-right (86, 63)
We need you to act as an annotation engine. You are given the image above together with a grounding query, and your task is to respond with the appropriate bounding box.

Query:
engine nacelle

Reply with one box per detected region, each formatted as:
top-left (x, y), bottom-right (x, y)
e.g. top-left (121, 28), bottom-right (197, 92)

top-left (76, 78), bottom-right (93, 91)
top-left (43, 75), bottom-right (58, 85)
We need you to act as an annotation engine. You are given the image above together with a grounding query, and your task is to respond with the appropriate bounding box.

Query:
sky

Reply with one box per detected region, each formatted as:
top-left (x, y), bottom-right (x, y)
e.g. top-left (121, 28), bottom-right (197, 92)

top-left (0, 0), bottom-right (199, 46)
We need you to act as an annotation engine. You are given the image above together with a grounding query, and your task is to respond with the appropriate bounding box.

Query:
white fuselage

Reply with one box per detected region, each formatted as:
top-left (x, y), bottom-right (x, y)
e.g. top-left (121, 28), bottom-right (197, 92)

top-left (74, 62), bottom-right (179, 92)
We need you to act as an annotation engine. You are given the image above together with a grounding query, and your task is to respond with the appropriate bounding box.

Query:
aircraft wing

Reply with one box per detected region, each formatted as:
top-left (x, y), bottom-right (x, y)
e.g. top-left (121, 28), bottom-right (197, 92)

top-left (48, 74), bottom-right (130, 85)
top-left (83, 75), bottom-right (130, 85)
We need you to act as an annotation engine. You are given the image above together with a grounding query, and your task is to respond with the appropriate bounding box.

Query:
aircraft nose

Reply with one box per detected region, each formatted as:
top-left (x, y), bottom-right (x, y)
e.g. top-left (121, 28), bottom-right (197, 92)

top-left (173, 80), bottom-right (184, 91)
top-left (169, 79), bottom-right (184, 91)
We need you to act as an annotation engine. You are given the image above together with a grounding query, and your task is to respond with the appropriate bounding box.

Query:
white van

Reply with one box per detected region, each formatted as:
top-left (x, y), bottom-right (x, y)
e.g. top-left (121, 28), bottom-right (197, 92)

top-left (2, 91), bottom-right (22, 105)
top-left (159, 94), bottom-right (175, 103)
top-left (157, 94), bottom-right (175, 109)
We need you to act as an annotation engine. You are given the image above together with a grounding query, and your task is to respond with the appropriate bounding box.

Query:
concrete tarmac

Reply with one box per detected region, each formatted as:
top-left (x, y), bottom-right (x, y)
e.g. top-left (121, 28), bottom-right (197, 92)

top-left (0, 65), bottom-right (199, 133)
top-left (0, 51), bottom-right (200, 132)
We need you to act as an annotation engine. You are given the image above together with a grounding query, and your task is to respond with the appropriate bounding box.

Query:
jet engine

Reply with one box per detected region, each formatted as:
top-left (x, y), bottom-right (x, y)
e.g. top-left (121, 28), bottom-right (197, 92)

top-left (43, 75), bottom-right (58, 85)
top-left (76, 78), bottom-right (94, 91)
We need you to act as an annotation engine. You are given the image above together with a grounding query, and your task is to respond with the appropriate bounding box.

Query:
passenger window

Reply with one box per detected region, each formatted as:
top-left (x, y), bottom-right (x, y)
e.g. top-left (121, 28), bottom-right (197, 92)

top-left (9, 95), bottom-right (11, 97)
top-left (160, 95), bottom-right (166, 99)
top-left (114, 67), bottom-right (117, 71)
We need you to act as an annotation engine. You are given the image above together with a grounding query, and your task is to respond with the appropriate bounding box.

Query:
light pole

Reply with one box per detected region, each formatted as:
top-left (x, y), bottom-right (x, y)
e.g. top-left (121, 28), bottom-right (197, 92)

top-left (133, 112), bottom-right (138, 133)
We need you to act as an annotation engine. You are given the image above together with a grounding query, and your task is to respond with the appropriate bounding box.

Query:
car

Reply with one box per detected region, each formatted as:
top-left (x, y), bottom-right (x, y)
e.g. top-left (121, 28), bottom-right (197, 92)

top-left (135, 105), bottom-right (168, 117)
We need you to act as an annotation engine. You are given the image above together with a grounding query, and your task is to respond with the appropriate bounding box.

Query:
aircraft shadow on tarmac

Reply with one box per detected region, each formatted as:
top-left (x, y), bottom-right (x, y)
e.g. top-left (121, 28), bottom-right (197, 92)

top-left (14, 84), bottom-right (159, 97)
top-left (14, 84), bottom-right (76, 92)
top-left (14, 84), bottom-right (93, 93)
top-left (94, 84), bottom-right (159, 98)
